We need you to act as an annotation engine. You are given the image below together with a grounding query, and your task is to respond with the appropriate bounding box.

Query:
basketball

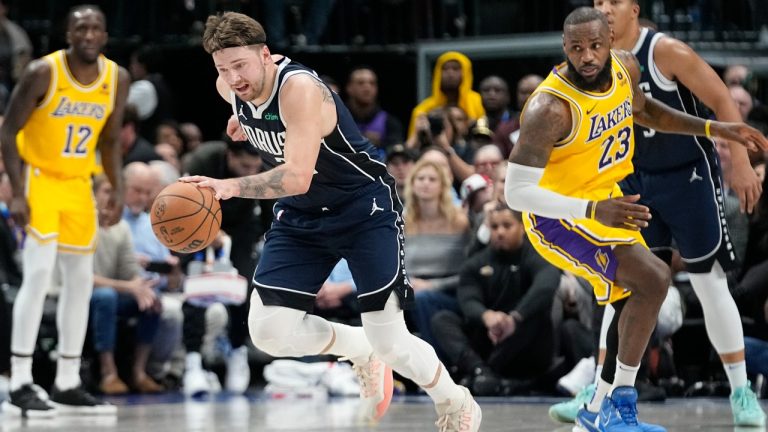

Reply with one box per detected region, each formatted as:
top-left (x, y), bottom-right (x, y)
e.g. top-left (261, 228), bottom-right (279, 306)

top-left (150, 182), bottom-right (222, 253)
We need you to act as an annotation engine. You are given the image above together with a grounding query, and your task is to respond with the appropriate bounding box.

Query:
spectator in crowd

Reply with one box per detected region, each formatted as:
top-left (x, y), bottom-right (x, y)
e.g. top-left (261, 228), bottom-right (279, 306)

top-left (128, 46), bottom-right (175, 140)
top-left (403, 159), bottom-right (470, 356)
top-left (121, 105), bottom-right (161, 166)
top-left (723, 64), bottom-right (751, 89)
top-left (431, 205), bottom-right (560, 396)
top-left (407, 51), bottom-right (485, 139)
top-left (478, 76), bottom-right (512, 133)
top-left (418, 147), bottom-right (462, 205)
top-left (729, 85), bottom-right (754, 121)
top-left (385, 144), bottom-right (415, 202)
top-left (345, 66), bottom-right (404, 159)
top-left (0, 0), bottom-right (31, 103)
top-left (89, 175), bottom-right (163, 395)
top-left (494, 74), bottom-right (543, 156)
top-left (180, 122), bottom-right (204, 154)
top-left (155, 120), bottom-right (186, 158)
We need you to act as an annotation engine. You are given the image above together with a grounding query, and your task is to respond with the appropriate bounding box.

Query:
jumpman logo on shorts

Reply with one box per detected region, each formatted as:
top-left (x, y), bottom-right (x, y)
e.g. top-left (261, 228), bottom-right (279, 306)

top-left (370, 198), bottom-right (384, 215)
top-left (689, 167), bottom-right (703, 183)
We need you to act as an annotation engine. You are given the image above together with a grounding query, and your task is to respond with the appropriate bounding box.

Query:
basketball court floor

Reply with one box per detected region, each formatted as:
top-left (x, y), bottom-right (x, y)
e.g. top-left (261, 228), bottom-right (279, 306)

top-left (1, 392), bottom-right (765, 431)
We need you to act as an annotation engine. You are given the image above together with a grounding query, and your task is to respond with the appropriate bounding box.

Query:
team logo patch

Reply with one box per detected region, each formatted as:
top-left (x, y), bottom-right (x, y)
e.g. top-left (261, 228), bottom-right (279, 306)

top-left (595, 249), bottom-right (610, 273)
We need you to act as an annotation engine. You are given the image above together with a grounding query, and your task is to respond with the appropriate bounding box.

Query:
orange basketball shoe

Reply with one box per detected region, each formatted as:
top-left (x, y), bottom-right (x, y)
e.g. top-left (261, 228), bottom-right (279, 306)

top-left (350, 353), bottom-right (393, 424)
top-left (435, 386), bottom-right (482, 432)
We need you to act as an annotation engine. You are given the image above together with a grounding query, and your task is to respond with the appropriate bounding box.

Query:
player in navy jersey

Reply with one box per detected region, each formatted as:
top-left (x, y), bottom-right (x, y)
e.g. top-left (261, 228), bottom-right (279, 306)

top-left (548, 0), bottom-right (766, 428)
top-left (180, 12), bottom-right (481, 431)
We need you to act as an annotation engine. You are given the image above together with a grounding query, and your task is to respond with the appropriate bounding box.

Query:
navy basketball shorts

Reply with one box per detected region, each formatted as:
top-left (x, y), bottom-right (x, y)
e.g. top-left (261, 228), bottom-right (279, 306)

top-left (620, 152), bottom-right (737, 274)
top-left (253, 179), bottom-right (414, 313)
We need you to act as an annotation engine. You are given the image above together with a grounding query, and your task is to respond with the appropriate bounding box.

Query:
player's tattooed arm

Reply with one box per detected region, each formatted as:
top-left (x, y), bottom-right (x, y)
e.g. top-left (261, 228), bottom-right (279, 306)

top-left (236, 168), bottom-right (286, 199)
top-left (314, 80), bottom-right (334, 104)
top-left (508, 92), bottom-right (572, 168)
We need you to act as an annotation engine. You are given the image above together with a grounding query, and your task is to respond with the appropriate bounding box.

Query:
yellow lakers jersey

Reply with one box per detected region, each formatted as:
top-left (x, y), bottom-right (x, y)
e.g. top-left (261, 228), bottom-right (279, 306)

top-left (19, 50), bottom-right (117, 178)
top-left (526, 52), bottom-right (634, 201)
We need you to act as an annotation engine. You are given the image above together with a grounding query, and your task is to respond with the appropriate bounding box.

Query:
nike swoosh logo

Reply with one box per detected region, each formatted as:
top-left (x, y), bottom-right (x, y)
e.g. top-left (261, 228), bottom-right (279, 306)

top-left (587, 103), bottom-right (598, 115)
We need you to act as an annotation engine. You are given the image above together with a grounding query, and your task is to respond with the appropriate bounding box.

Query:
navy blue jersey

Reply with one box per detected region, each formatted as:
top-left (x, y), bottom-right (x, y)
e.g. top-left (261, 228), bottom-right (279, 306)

top-left (231, 57), bottom-right (392, 211)
top-left (632, 28), bottom-right (713, 171)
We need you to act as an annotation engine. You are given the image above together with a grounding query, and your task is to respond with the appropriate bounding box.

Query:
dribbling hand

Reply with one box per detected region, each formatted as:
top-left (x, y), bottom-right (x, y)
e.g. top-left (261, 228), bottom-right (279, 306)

top-left (178, 176), bottom-right (239, 200)
top-left (227, 115), bottom-right (247, 141)
top-left (593, 194), bottom-right (651, 231)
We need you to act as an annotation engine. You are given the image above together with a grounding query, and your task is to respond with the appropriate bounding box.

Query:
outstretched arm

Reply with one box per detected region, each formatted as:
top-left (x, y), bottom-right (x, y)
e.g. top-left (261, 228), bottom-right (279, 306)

top-left (616, 50), bottom-right (768, 153)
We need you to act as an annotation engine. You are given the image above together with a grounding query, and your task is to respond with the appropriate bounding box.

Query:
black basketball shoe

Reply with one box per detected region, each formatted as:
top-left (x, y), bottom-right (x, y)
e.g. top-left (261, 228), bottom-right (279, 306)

top-left (1, 384), bottom-right (57, 418)
top-left (50, 385), bottom-right (117, 415)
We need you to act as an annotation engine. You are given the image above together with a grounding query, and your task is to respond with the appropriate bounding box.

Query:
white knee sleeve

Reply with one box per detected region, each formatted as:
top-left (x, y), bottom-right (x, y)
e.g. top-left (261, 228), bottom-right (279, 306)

top-left (361, 293), bottom-right (439, 386)
top-left (56, 253), bottom-right (94, 356)
top-left (688, 263), bottom-right (744, 354)
top-left (247, 291), bottom-right (333, 357)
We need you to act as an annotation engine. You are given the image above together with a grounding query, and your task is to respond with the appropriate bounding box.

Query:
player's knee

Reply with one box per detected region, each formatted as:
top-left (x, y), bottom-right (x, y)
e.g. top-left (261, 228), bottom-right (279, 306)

top-left (247, 307), bottom-right (295, 356)
top-left (644, 259), bottom-right (671, 301)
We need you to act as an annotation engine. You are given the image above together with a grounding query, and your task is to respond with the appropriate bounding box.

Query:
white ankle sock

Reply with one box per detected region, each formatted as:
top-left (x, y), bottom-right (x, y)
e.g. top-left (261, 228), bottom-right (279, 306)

top-left (10, 356), bottom-right (33, 391)
top-left (594, 364), bottom-right (604, 386)
top-left (723, 361), bottom-right (748, 391)
top-left (55, 357), bottom-right (81, 390)
top-left (588, 378), bottom-right (612, 412)
top-left (611, 358), bottom-right (639, 391)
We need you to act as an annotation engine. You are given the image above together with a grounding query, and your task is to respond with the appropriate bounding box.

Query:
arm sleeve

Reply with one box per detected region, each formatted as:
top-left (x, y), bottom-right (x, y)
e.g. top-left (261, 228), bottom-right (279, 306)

top-left (505, 162), bottom-right (590, 220)
top-left (513, 243), bottom-right (562, 320)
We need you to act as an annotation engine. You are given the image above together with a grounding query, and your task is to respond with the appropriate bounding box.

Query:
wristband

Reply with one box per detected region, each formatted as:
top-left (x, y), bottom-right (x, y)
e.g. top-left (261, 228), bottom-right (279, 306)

top-left (705, 119), bottom-right (712, 139)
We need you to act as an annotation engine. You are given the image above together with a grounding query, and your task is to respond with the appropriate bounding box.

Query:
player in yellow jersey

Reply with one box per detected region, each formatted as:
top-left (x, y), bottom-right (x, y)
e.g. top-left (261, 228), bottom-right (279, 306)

top-left (0, 4), bottom-right (129, 418)
top-left (504, 7), bottom-right (767, 432)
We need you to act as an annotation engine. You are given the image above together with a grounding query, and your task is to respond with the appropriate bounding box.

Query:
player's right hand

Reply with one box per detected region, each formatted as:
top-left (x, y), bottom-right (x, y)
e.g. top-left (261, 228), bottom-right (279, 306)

top-left (8, 196), bottom-right (29, 227)
top-left (593, 194), bottom-right (651, 231)
top-left (227, 115), bottom-right (247, 141)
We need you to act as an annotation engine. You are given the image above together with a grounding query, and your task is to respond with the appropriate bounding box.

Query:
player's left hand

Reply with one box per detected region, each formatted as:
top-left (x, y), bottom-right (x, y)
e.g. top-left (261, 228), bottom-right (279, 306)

top-left (729, 154), bottom-right (762, 213)
top-left (178, 176), bottom-right (239, 200)
top-left (711, 121), bottom-right (768, 152)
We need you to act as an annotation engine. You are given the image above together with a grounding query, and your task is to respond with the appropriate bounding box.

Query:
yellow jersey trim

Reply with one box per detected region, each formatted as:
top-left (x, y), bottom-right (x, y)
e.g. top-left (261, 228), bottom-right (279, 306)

top-left (38, 56), bottom-right (58, 109)
top-left (551, 59), bottom-right (618, 100)
top-left (61, 51), bottom-right (108, 92)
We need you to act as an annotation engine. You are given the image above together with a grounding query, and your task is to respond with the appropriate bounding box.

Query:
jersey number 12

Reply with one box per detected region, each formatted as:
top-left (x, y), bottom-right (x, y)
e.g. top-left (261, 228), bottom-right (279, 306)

top-left (62, 124), bottom-right (93, 157)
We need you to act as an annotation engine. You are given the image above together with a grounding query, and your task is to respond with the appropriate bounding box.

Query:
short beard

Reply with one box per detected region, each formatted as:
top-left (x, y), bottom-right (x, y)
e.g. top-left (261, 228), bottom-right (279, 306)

top-left (565, 56), bottom-right (613, 92)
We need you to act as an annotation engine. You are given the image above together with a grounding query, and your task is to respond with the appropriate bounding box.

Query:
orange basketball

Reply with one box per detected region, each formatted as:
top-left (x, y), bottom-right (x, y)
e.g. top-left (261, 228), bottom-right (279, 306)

top-left (150, 182), bottom-right (222, 253)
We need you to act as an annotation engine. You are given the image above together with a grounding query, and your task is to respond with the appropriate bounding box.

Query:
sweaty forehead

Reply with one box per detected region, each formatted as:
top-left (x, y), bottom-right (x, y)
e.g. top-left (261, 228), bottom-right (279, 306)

top-left (564, 21), bottom-right (608, 42)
